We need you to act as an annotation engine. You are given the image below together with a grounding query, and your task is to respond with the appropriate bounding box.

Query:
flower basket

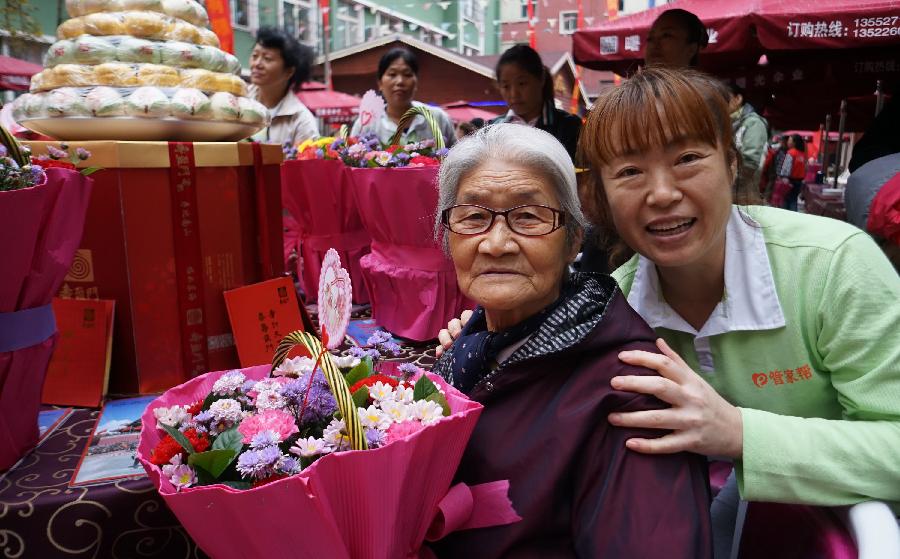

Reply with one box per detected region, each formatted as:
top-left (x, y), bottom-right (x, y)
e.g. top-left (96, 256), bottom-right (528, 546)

top-left (0, 129), bottom-right (93, 470)
top-left (136, 350), bottom-right (512, 557)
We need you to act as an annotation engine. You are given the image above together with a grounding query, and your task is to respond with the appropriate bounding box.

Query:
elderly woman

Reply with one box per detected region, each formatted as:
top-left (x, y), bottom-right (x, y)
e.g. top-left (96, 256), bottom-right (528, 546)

top-left (429, 124), bottom-right (711, 558)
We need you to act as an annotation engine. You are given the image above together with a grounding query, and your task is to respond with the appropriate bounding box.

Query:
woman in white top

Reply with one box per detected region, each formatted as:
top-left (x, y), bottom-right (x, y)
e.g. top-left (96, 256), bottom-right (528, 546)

top-left (248, 27), bottom-right (319, 146)
top-left (350, 48), bottom-right (455, 147)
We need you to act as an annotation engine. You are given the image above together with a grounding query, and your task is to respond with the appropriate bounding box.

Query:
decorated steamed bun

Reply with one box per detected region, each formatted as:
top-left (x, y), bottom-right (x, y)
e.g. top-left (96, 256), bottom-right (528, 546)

top-left (123, 0), bottom-right (164, 11)
top-left (51, 64), bottom-right (95, 88)
top-left (197, 27), bottom-right (220, 48)
top-left (46, 40), bottom-right (77, 66)
top-left (24, 93), bottom-right (47, 118)
top-left (74, 35), bottom-right (116, 64)
top-left (45, 87), bottom-right (90, 117)
top-left (123, 11), bottom-right (168, 38)
top-left (238, 97), bottom-right (267, 125)
top-left (94, 62), bottom-right (140, 86)
top-left (159, 41), bottom-right (200, 68)
top-left (221, 53), bottom-right (241, 74)
top-left (136, 64), bottom-right (179, 86)
top-left (125, 86), bottom-right (170, 117)
top-left (85, 86), bottom-right (125, 116)
top-left (160, 0), bottom-right (208, 27)
top-left (116, 37), bottom-right (161, 64)
top-left (170, 88), bottom-right (211, 120)
top-left (209, 92), bottom-right (240, 121)
top-left (82, 12), bottom-right (126, 35)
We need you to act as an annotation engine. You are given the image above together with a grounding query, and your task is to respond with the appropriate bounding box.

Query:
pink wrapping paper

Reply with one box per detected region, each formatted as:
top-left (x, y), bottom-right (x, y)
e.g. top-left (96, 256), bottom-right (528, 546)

top-left (350, 167), bottom-right (472, 341)
top-left (137, 365), bottom-right (492, 558)
top-left (0, 168), bottom-right (93, 470)
top-left (281, 159), bottom-right (371, 304)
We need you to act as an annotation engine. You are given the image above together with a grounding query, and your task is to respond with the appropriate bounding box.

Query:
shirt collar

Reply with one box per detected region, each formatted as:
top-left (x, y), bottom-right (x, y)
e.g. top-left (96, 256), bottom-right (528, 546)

top-left (626, 206), bottom-right (785, 338)
top-left (504, 109), bottom-right (539, 127)
top-left (248, 84), bottom-right (304, 118)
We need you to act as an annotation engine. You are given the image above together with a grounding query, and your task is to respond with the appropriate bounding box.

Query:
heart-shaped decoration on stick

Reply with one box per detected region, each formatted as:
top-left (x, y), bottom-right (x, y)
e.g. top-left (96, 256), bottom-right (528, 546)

top-left (358, 89), bottom-right (385, 130)
top-left (318, 248), bottom-right (352, 349)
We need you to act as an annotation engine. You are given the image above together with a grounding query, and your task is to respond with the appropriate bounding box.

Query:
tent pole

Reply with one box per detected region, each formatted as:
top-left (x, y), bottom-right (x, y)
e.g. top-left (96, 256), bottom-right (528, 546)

top-left (835, 100), bottom-right (847, 181)
top-left (875, 80), bottom-right (884, 117)
top-left (821, 113), bottom-right (831, 175)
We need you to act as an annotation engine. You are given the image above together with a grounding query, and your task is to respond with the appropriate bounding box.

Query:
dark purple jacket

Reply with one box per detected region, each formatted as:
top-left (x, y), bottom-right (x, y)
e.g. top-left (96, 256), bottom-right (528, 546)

top-left (431, 273), bottom-right (712, 558)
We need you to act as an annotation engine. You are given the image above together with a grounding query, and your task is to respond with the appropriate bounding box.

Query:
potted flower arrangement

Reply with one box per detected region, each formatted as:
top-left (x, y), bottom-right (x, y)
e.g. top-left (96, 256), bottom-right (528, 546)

top-left (0, 127), bottom-right (95, 470)
top-left (137, 250), bottom-right (518, 558)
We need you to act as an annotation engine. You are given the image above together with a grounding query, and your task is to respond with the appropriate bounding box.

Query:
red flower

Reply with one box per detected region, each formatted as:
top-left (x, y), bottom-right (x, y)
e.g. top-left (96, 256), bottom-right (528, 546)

top-left (387, 144), bottom-right (402, 153)
top-left (184, 428), bottom-right (210, 453)
top-left (251, 474), bottom-right (288, 488)
top-left (150, 435), bottom-right (183, 466)
top-left (32, 157), bottom-right (75, 170)
top-left (408, 156), bottom-right (439, 166)
top-left (186, 400), bottom-right (203, 415)
top-left (350, 374), bottom-right (399, 394)
top-left (326, 149), bottom-right (340, 159)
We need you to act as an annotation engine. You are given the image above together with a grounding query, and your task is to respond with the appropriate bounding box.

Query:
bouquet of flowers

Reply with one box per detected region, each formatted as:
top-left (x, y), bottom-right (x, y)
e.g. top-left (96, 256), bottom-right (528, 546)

top-left (0, 127), bottom-right (94, 470)
top-left (286, 133), bottom-right (446, 168)
top-left (137, 250), bottom-right (518, 557)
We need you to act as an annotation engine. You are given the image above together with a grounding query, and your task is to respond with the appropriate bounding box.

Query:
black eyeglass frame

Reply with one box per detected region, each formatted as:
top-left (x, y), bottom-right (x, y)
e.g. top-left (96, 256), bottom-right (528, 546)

top-left (440, 204), bottom-right (567, 237)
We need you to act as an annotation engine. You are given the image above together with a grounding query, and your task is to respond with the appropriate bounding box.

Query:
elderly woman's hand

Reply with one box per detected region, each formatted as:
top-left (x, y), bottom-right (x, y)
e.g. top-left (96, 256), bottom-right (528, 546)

top-left (434, 309), bottom-right (473, 357)
top-left (607, 338), bottom-right (744, 459)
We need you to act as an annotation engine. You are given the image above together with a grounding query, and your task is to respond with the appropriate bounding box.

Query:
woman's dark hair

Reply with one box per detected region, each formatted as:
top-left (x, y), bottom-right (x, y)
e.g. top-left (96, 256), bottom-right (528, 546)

top-left (255, 26), bottom-right (313, 93)
top-left (495, 44), bottom-right (553, 105)
top-left (790, 133), bottom-right (806, 152)
top-left (656, 9), bottom-right (709, 67)
top-left (377, 48), bottom-right (419, 80)
top-left (470, 117), bottom-right (486, 129)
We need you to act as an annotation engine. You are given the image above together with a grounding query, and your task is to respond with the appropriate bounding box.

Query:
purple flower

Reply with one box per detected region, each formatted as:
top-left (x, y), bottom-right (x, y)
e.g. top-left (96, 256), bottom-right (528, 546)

top-left (46, 145), bottom-right (68, 160)
top-left (236, 445), bottom-right (283, 479)
top-left (75, 147), bottom-right (91, 160)
top-left (398, 362), bottom-right (421, 380)
top-left (194, 410), bottom-right (213, 424)
top-left (241, 379), bottom-right (257, 393)
top-left (277, 456), bottom-right (301, 475)
top-left (0, 145), bottom-right (7, 157)
top-left (365, 330), bottom-right (391, 346)
top-left (249, 429), bottom-right (281, 449)
top-left (348, 346), bottom-right (369, 359)
top-left (436, 148), bottom-right (449, 157)
top-left (365, 428), bottom-right (385, 448)
top-left (380, 341), bottom-right (401, 356)
top-left (282, 373), bottom-right (337, 424)
top-left (315, 148), bottom-right (324, 158)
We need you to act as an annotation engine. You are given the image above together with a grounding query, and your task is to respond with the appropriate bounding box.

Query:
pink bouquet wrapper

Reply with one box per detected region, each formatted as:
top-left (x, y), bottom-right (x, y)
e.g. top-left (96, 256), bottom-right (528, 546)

top-left (281, 159), bottom-right (371, 304)
top-left (350, 166), bottom-right (473, 341)
top-left (137, 365), bottom-right (519, 558)
top-left (0, 168), bottom-right (93, 471)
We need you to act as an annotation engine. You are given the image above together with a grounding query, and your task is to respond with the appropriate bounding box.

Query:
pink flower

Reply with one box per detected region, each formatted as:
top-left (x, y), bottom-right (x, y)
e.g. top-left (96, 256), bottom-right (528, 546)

top-left (386, 420), bottom-right (426, 444)
top-left (237, 409), bottom-right (298, 444)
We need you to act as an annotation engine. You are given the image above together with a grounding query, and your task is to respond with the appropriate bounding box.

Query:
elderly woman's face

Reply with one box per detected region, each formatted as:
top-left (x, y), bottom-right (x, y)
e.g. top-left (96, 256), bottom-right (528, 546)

top-left (250, 44), bottom-right (293, 90)
top-left (449, 159), bottom-right (579, 331)
top-left (599, 138), bottom-right (734, 273)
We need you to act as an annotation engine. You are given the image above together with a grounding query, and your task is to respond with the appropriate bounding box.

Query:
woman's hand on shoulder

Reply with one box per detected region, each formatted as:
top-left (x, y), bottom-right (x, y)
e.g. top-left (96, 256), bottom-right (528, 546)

top-left (607, 338), bottom-right (744, 459)
top-left (434, 309), bottom-right (473, 357)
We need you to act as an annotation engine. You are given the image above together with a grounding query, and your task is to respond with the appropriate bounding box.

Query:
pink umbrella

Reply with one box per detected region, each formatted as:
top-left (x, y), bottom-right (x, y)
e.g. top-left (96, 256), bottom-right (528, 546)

top-left (0, 55), bottom-right (41, 91)
top-left (441, 101), bottom-right (504, 124)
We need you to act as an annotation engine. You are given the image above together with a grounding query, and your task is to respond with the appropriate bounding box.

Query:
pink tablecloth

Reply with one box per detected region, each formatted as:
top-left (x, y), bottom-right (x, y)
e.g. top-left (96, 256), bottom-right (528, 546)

top-left (350, 167), bottom-right (472, 341)
top-left (281, 160), bottom-right (370, 304)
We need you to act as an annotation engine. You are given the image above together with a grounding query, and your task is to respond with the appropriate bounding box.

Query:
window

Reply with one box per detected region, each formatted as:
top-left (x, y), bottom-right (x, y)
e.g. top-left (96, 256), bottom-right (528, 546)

top-left (231, 0), bottom-right (249, 27)
top-left (560, 11), bottom-right (578, 34)
top-left (334, 1), bottom-right (363, 50)
top-left (281, 0), bottom-right (313, 44)
top-left (520, 0), bottom-right (537, 19)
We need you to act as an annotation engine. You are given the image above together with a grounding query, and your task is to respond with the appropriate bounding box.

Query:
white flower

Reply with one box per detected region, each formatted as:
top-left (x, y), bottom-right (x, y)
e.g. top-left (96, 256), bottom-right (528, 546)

top-left (322, 418), bottom-right (351, 451)
top-left (168, 464), bottom-right (197, 491)
top-left (251, 379), bottom-right (283, 394)
top-left (154, 405), bottom-right (191, 430)
top-left (368, 381), bottom-right (394, 402)
top-left (358, 405), bottom-right (391, 430)
top-left (208, 398), bottom-right (243, 423)
top-left (273, 355), bottom-right (316, 378)
top-left (379, 400), bottom-right (409, 423)
top-left (290, 436), bottom-right (329, 458)
top-left (332, 354), bottom-right (361, 369)
top-left (393, 385), bottom-right (415, 404)
top-left (254, 389), bottom-right (286, 410)
top-left (212, 370), bottom-right (245, 394)
top-left (411, 400), bottom-right (445, 426)
top-left (161, 453), bottom-right (183, 477)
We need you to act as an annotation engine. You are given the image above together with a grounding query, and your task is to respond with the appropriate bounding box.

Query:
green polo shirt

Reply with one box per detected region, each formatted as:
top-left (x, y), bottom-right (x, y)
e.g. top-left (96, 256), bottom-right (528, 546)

top-left (613, 205), bottom-right (900, 509)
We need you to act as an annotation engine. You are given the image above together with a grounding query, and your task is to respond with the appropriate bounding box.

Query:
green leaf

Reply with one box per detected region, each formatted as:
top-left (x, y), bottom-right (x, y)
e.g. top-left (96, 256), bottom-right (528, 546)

top-left (344, 359), bottom-right (372, 387)
top-left (80, 166), bottom-right (102, 176)
top-left (351, 386), bottom-right (370, 409)
top-left (413, 374), bottom-right (440, 401)
top-left (212, 427), bottom-right (244, 454)
top-left (161, 423), bottom-right (195, 454)
top-left (219, 480), bottom-right (252, 490)
top-left (188, 449), bottom-right (238, 479)
top-left (192, 463), bottom-right (215, 485)
top-left (425, 392), bottom-right (452, 417)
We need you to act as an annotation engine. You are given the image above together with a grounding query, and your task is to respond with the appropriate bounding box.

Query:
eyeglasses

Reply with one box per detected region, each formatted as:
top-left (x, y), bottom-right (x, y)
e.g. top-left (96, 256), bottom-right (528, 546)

top-left (441, 204), bottom-right (566, 236)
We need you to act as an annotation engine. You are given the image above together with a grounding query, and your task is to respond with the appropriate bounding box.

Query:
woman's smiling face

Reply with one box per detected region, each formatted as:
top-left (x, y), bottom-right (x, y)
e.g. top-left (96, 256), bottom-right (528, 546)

top-left (599, 137), bottom-right (734, 273)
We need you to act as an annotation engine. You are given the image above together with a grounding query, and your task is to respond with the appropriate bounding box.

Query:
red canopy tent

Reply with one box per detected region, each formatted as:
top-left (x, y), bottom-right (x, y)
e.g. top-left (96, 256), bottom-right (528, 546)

top-left (441, 101), bottom-right (504, 123)
top-left (572, 0), bottom-right (900, 130)
top-left (296, 81), bottom-right (360, 124)
top-left (0, 55), bottom-right (41, 91)
top-left (573, 0), bottom-right (900, 74)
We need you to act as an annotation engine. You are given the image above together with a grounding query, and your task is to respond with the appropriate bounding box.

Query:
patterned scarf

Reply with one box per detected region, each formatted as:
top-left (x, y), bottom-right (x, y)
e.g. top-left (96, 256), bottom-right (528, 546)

top-left (447, 296), bottom-right (563, 394)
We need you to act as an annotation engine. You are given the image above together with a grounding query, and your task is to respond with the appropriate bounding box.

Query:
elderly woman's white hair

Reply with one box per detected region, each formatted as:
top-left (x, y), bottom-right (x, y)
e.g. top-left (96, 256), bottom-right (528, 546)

top-left (435, 123), bottom-right (588, 250)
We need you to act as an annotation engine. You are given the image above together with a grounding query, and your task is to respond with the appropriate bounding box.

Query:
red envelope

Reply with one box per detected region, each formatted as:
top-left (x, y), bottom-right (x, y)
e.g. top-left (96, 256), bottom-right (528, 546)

top-left (42, 298), bottom-right (115, 408)
top-left (224, 277), bottom-right (310, 367)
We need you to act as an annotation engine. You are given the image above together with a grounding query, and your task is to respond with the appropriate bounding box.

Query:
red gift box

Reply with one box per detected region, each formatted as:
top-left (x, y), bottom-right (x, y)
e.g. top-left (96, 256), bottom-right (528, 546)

top-left (25, 141), bottom-right (284, 394)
